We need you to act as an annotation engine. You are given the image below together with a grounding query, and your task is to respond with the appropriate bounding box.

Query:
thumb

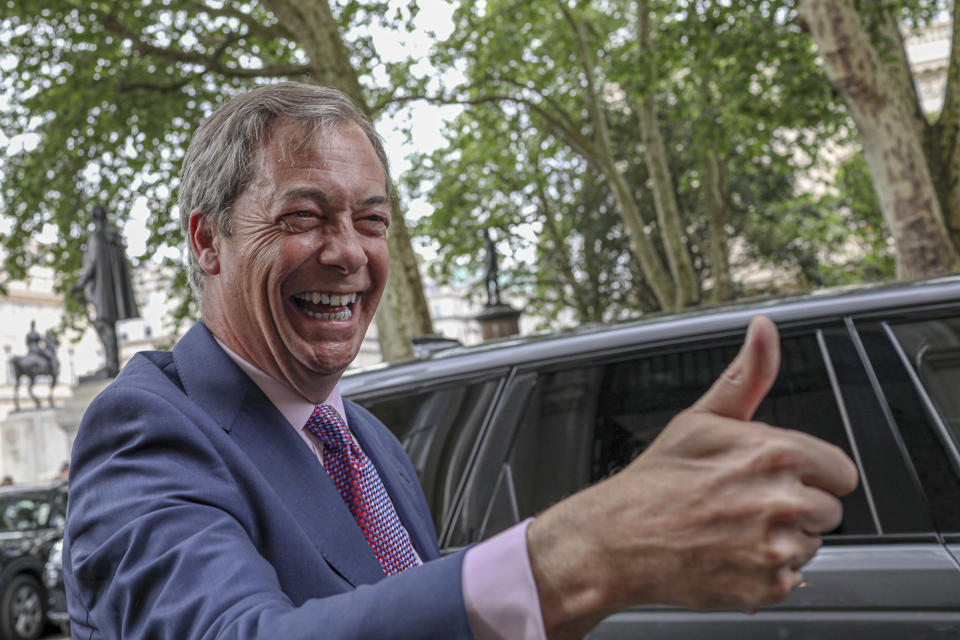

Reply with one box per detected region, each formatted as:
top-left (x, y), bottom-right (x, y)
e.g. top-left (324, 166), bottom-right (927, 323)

top-left (691, 315), bottom-right (781, 420)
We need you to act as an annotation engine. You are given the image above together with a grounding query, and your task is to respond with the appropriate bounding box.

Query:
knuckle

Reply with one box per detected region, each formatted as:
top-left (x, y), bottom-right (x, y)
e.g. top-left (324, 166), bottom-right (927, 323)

top-left (767, 494), bottom-right (807, 524)
top-left (759, 540), bottom-right (794, 567)
top-left (748, 437), bottom-right (802, 474)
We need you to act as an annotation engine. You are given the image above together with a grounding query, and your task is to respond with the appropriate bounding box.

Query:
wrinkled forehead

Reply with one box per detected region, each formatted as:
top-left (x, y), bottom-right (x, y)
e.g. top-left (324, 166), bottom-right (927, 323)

top-left (255, 118), bottom-right (362, 170)
top-left (263, 118), bottom-right (323, 160)
top-left (247, 118), bottom-right (387, 195)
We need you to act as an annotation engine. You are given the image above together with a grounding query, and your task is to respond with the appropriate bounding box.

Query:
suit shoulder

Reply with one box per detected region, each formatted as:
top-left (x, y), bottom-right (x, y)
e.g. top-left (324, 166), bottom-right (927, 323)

top-left (117, 350), bottom-right (180, 385)
top-left (91, 350), bottom-right (185, 407)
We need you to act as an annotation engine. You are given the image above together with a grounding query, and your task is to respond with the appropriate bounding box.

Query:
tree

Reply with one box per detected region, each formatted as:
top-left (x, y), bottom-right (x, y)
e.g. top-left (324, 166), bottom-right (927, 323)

top-left (410, 0), bottom-right (867, 320)
top-left (0, 0), bottom-right (432, 361)
top-left (798, 0), bottom-right (960, 278)
top-left (407, 102), bottom-right (655, 325)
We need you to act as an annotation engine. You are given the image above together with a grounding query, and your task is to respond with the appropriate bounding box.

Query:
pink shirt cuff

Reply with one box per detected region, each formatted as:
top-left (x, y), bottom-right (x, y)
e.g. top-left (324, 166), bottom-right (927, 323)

top-left (462, 519), bottom-right (546, 640)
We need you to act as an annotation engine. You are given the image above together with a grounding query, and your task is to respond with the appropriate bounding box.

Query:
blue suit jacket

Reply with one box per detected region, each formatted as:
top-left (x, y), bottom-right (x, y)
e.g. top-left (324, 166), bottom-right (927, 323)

top-left (63, 321), bottom-right (474, 639)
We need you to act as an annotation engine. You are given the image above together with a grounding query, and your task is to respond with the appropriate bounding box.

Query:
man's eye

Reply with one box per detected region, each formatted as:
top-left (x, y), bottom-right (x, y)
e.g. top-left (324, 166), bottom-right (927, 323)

top-left (359, 214), bottom-right (389, 229)
top-left (281, 211), bottom-right (320, 231)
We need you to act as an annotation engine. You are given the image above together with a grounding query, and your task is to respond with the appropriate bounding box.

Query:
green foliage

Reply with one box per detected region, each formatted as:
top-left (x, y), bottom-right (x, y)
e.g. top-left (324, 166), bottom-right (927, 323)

top-left (409, 0), bottom-right (891, 323)
top-left (408, 106), bottom-right (652, 324)
top-left (0, 0), bottom-right (419, 333)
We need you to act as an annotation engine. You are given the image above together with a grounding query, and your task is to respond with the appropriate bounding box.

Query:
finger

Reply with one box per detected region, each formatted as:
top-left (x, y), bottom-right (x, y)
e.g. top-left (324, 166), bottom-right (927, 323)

top-left (691, 315), bottom-right (781, 421)
top-left (789, 485), bottom-right (845, 535)
top-left (769, 524), bottom-right (822, 567)
top-left (780, 430), bottom-right (860, 497)
top-left (775, 565), bottom-right (805, 597)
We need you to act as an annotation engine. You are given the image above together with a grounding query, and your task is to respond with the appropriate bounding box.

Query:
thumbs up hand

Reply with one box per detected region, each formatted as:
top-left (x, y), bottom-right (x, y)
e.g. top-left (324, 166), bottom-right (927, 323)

top-left (528, 316), bottom-right (859, 640)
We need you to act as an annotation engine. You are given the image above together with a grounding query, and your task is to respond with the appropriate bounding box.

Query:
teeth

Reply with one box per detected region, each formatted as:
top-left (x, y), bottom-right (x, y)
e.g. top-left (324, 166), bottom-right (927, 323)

top-left (301, 308), bottom-right (352, 321)
top-left (295, 292), bottom-right (357, 307)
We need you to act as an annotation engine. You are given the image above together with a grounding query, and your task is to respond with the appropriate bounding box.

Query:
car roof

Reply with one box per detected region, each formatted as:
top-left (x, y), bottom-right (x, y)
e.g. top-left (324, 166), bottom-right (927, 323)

top-left (0, 482), bottom-right (63, 496)
top-left (342, 275), bottom-right (960, 396)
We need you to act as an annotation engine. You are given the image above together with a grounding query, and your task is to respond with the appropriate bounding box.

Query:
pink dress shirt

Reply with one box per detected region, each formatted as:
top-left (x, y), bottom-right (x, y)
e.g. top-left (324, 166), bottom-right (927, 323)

top-left (215, 339), bottom-right (546, 639)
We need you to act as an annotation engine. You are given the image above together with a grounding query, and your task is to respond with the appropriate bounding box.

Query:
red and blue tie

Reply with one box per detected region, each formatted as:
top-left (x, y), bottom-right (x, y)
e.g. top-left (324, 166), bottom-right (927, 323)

top-left (306, 404), bottom-right (419, 575)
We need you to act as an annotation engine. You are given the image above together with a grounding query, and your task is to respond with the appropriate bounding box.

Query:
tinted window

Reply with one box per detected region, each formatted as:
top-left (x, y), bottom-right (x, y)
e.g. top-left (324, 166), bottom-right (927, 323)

top-left (473, 330), bottom-right (876, 541)
top-left (890, 317), bottom-right (960, 451)
top-left (862, 319), bottom-right (960, 533)
top-left (0, 496), bottom-right (51, 532)
top-left (357, 379), bottom-right (500, 531)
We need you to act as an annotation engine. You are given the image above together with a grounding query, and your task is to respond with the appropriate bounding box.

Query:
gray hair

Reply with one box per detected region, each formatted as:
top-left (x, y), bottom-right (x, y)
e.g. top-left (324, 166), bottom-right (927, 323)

top-left (177, 82), bottom-right (391, 297)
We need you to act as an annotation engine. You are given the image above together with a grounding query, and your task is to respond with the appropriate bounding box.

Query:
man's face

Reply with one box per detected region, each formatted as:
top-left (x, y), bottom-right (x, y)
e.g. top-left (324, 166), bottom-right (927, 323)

top-left (199, 120), bottom-right (390, 400)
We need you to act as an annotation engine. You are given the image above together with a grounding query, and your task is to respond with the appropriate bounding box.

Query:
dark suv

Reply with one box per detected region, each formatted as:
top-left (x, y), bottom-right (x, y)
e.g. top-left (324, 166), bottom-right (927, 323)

top-left (341, 276), bottom-right (960, 639)
top-left (0, 482), bottom-right (67, 640)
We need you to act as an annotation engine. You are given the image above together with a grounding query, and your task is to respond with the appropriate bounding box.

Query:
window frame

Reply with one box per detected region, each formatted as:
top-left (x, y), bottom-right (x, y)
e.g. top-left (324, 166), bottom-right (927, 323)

top-left (449, 317), bottom-right (944, 548)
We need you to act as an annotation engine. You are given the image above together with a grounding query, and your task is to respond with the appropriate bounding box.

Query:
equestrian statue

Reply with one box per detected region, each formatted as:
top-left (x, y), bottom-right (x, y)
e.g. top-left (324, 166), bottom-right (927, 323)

top-left (11, 320), bottom-right (60, 411)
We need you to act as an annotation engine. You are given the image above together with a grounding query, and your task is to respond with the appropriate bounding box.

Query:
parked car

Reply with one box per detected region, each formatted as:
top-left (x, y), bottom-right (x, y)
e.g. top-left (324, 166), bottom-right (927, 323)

top-left (42, 539), bottom-right (66, 636)
top-left (341, 275), bottom-right (960, 639)
top-left (0, 482), bottom-right (67, 640)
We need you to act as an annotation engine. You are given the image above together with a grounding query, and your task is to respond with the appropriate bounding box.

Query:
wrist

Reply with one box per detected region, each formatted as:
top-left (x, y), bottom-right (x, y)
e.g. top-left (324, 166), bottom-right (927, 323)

top-left (527, 508), bottom-right (614, 639)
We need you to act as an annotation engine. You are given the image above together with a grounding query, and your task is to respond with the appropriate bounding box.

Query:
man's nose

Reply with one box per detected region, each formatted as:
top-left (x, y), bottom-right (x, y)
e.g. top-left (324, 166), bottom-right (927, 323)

top-left (318, 224), bottom-right (368, 274)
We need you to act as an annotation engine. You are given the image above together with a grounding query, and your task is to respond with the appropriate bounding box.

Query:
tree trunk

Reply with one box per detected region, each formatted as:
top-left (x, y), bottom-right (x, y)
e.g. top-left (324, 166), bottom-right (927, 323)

top-left (634, 0), bottom-right (698, 308)
top-left (933, 3), bottom-right (960, 250)
top-left (262, 0), bottom-right (434, 361)
top-left (799, 0), bottom-right (960, 278)
top-left (637, 94), bottom-right (700, 307)
top-left (533, 161), bottom-right (595, 322)
top-left (558, 0), bottom-right (677, 310)
top-left (602, 157), bottom-right (678, 309)
top-left (702, 149), bottom-right (735, 302)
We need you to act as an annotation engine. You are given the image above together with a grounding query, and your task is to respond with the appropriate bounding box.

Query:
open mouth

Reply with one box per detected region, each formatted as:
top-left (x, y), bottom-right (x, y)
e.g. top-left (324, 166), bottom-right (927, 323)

top-left (292, 291), bottom-right (358, 321)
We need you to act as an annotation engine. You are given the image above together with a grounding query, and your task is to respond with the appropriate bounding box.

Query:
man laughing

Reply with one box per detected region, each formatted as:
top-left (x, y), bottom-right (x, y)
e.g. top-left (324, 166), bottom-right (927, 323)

top-left (63, 82), bottom-right (857, 640)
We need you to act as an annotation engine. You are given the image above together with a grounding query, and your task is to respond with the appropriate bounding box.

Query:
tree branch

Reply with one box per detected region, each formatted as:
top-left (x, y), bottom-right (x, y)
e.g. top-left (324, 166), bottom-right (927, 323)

top-left (874, 7), bottom-right (927, 142)
top-left (101, 13), bottom-right (310, 79)
top-left (938, 2), bottom-right (960, 143)
top-left (556, 0), bottom-right (612, 156)
top-left (388, 89), bottom-right (604, 166)
top-left (936, 0), bottom-right (960, 243)
top-left (530, 149), bottom-right (586, 316)
top-left (117, 76), bottom-right (197, 93)
top-left (499, 77), bottom-right (600, 160)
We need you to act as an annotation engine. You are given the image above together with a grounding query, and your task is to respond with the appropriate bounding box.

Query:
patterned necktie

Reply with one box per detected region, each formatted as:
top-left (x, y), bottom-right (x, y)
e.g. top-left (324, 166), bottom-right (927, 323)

top-left (305, 404), bottom-right (419, 575)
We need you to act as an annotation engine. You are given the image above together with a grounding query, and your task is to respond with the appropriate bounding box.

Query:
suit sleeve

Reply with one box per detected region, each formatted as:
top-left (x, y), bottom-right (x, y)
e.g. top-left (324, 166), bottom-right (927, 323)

top-left (64, 384), bottom-right (475, 640)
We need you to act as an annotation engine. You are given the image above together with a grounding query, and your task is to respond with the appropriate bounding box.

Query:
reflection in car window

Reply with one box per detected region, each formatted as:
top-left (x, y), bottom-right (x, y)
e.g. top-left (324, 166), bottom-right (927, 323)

top-left (358, 379), bottom-right (500, 532)
top-left (881, 317), bottom-right (960, 533)
top-left (0, 497), bottom-right (49, 532)
top-left (890, 317), bottom-right (960, 451)
top-left (481, 332), bottom-right (876, 541)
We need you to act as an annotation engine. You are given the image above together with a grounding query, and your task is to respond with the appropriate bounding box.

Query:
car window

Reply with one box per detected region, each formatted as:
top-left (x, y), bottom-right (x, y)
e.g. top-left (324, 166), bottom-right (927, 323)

top-left (355, 378), bottom-right (501, 532)
top-left (858, 318), bottom-right (960, 534)
top-left (0, 496), bottom-right (50, 532)
top-left (889, 317), bottom-right (960, 452)
top-left (463, 329), bottom-right (877, 544)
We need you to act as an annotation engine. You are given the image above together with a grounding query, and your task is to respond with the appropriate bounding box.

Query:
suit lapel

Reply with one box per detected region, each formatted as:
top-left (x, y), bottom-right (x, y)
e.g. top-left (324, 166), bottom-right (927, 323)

top-left (345, 403), bottom-right (440, 562)
top-left (172, 322), bottom-right (384, 587)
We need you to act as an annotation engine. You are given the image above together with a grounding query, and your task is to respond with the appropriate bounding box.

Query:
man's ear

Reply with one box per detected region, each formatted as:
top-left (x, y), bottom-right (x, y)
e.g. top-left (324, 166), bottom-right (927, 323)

top-left (189, 210), bottom-right (220, 276)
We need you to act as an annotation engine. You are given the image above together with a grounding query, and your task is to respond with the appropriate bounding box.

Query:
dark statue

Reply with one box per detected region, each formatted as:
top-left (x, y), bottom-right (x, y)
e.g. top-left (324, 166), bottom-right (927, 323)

top-left (483, 228), bottom-right (502, 307)
top-left (70, 204), bottom-right (140, 379)
top-left (11, 320), bottom-right (60, 411)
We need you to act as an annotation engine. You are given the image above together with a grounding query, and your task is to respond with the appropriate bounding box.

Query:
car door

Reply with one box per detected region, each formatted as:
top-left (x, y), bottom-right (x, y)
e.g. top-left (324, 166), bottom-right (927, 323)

top-left (444, 320), bottom-right (960, 638)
